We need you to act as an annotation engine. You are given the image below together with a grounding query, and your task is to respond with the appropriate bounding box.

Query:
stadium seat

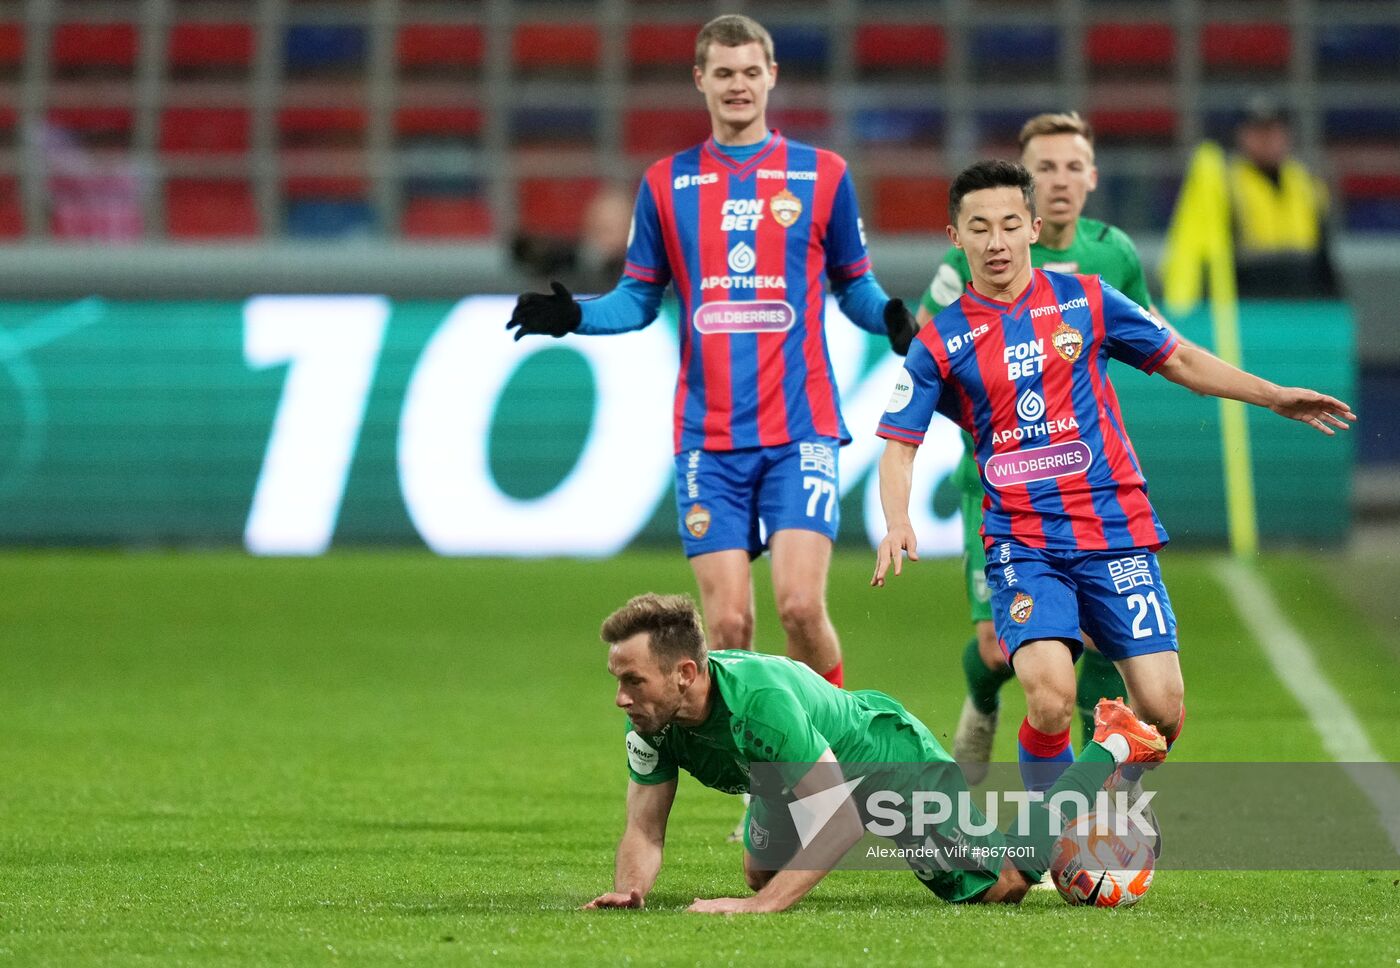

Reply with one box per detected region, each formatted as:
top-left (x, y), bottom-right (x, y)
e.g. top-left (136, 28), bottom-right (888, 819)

top-left (51, 23), bottom-right (137, 70)
top-left (48, 107), bottom-right (134, 148)
top-left (1317, 25), bottom-right (1400, 74)
top-left (164, 179), bottom-right (259, 238)
top-left (854, 24), bottom-right (946, 72)
top-left (278, 106), bottom-right (367, 147)
top-left (871, 175), bottom-right (950, 233)
top-left (1089, 108), bottom-right (1177, 142)
top-left (512, 23), bottom-right (599, 70)
top-left (0, 176), bottom-right (22, 238)
top-left (768, 108), bottom-right (831, 145)
top-left (284, 24), bottom-right (367, 71)
top-left (395, 106), bottom-right (483, 141)
top-left (160, 107), bottom-right (250, 155)
top-left (518, 177), bottom-right (599, 237)
top-left (627, 23), bottom-right (702, 72)
top-left (512, 107), bottom-right (596, 147)
top-left (284, 175), bottom-right (370, 199)
top-left (1085, 23), bottom-right (1175, 69)
top-left (285, 198), bottom-right (376, 238)
top-left (767, 25), bottom-right (828, 75)
top-left (0, 22), bottom-right (23, 70)
top-left (400, 195), bottom-right (494, 239)
top-left (854, 108), bottom-right (942, 145)
top-left (1201, 23), bottom-right (1291, 70)
top-left (397, 24), bottom-right (484, 69)
top-left (1326, 109), bottom-right (1400, 143)
top-left (623, 108), bottom-right (711, 156)
top-left (972, 25), bottom-right (1059, 69)
top-left (168, 23), bottom-right (255, 69)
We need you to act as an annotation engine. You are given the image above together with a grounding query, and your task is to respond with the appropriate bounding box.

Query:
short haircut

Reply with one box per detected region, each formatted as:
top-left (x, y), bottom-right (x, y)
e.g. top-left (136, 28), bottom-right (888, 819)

top-left (949, 159), bottom-right (1037, 224)
top-left (695, 14), bottom-right (775, 70)
top-left (1018, 111), bottom-right (1095, 152)
top-left (601, 593), bottom-right (707, 669)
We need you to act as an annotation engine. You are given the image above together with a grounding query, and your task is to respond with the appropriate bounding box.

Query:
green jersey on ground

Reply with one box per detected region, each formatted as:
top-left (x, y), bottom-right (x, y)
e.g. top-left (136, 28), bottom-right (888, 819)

top-left (624, 649), bottom-right (951, 794)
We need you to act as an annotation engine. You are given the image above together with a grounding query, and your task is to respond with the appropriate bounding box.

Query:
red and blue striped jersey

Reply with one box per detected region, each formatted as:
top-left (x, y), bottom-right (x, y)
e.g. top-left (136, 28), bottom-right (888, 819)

top-left (878, 269), bottom-right (1180, 551)
top-left (625, 133), bottom-right (873, 453)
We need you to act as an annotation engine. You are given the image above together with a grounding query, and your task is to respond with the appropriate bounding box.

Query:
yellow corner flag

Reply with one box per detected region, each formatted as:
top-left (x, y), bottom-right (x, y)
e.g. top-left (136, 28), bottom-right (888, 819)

top-left (1161, 142), bottom-right (1258, 558)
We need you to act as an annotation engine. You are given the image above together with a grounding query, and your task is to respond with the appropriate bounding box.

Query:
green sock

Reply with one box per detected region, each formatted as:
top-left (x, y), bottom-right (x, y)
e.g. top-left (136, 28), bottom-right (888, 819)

top-left (962, 637), bottom-right (1013, 715)
top-left (1076, 650), bottom-right (1128, 746)
top-left (1009, 742), bottom-right (1118, 879)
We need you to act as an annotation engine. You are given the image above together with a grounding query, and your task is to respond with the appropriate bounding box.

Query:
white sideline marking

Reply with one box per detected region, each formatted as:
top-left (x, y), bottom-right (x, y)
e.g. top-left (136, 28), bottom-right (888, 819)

top-left (1215, 559), bottom-right (1400, 856)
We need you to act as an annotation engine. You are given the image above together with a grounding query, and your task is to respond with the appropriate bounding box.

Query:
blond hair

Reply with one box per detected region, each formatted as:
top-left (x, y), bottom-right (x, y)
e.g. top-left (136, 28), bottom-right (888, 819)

top-left (1018, 112), bottom-right (1095, 153)
top-left (600, 593), bottom-right (707, 669)
top-left (695, 15), bottom-right (775, 70)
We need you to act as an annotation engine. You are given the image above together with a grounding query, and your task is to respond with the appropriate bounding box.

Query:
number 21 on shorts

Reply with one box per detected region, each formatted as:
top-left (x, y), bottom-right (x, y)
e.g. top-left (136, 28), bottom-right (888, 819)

top-left (1126, 591), bottom-right (1167, 639)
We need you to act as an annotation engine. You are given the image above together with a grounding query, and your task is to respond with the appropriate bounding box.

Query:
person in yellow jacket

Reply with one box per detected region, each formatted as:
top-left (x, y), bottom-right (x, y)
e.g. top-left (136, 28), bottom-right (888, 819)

top-left (1229, 99), bottom-right (1341, 298)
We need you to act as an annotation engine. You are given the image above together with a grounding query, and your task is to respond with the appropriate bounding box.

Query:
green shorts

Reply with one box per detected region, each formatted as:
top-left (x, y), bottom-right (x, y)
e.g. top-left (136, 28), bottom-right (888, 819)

top-left (743, 762), bottom-right (1002, 905)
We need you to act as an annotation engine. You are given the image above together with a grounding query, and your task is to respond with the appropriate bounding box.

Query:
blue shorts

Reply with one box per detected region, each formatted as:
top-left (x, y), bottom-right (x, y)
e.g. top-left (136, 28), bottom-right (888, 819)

top-left (983, 541), bottom-right (1179, 664)
top-left (673, 438), bottom-right (841, 558)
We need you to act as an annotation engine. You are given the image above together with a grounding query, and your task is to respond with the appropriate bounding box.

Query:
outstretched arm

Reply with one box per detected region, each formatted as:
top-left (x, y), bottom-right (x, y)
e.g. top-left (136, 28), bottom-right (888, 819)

top-left (582, 778), bottom-right (676, 910)
top-left (872, 439), bottom-right (920, 586)
top-left (1155, 342), bottom-right (1355, 434)
top-left (686, 750), bottom-right (864, 914)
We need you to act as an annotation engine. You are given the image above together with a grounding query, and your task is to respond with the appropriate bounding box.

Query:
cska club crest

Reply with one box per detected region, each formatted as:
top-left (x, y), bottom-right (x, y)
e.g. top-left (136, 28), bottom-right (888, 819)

top-left (1052, 322), bottom-right (1084, 363)
top-left (1009, 592), bottom-right (1035, 624)
top-left (771, 189), bottom-right (803, 228)
top-left (685, 503), bottom-right (711, 539)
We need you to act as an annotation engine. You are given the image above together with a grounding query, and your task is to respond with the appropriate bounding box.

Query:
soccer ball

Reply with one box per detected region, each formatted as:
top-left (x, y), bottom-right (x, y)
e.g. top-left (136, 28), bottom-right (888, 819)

top-left (1049, 810), bottom-right (1155, 907)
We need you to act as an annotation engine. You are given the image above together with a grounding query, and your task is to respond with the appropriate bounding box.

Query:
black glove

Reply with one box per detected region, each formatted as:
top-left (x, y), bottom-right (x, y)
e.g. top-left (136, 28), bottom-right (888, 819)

top-left (883, 297), bottom-right (918, 356)
top-left (506, 280), bottom-right (582, 341)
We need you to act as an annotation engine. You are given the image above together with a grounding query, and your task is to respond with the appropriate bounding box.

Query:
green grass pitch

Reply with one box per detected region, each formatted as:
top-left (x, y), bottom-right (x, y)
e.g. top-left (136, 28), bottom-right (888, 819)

top-left (1, 551), bottom-right (1397, 966)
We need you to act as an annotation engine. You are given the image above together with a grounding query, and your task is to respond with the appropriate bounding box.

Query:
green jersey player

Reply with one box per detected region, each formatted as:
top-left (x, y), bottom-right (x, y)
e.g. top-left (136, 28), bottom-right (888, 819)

top-left (916, 113), bottom-right (1160, 781)
top-left (583, 593), bottom-right (1167, 913)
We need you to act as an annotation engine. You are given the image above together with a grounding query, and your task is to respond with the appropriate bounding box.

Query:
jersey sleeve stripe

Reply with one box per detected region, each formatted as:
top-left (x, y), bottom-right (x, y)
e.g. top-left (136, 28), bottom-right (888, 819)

top-left (624, 260), bottom-right (665, 284)
top-left (876, 422), bottom-right (925, 444)
top-left (828, 254), bottom-right (871, 281)
top-left (1140, 336), bottom-right (1179, 375)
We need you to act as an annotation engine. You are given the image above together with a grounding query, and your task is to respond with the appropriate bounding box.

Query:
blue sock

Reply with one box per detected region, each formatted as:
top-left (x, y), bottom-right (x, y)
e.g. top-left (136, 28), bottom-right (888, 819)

top-left (1018, 718), bottom-right (1074, 792)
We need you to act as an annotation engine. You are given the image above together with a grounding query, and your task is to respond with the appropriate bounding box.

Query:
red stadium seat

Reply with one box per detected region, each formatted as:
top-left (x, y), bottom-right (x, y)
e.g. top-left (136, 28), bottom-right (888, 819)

top-left (1340, 173), bottom-right (1400, 198)
top-left (168, 23), bottom-right (255, 68)
top-left (0, 23), bottom-right (23, 67)
top-left (164, 179), bottom-right (259, 238)
top-left (395, 106), bottom-right (483, 138)
top-left (1089, 108), bottom-right (1177, 140)
top-left (518, 176), bottom-right (600, 237)
top-left (401, 196), bottom-right (494, 238)
top-left (397, 24), bottom-right (484, 67)
top-left (52, 23), bottom-right (138, 69)
top-left (627, 23), bottom-right (701, 68)
top-left (48, 106), bottom-right (134, 137)
top-left (871, 175), bottom-right (949, 233)
top-left (513, 23), bottom-right (599, 69)
top-left (284, 174), bottom-right (370, 198)
top-left (1085, 23), bottom-right (1175, 69)
top-left (854, 25), bottom-right (946, 70)
top-left (0, 176), bottom-right (22, 238)
top-left (1202, 23), bottom-right (1291, 69)
top-left (623, 108), bottom-right (712, 156)
top-left (278, 106), bottom-right (367, 148)
top-left (160, 107), bottom-right (250, 154)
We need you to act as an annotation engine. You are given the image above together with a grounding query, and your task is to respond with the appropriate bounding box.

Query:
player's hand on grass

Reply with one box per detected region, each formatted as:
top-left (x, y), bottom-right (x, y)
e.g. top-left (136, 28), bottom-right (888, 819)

top-left (871, 524), bottom-right (918, 587)
top-left (506, 280), bottom-right (582, 341)
top-left (685, 896), bottom-right (764, 914)
top-left (580, 888), bottom-right (645, 910)
top-left (883, 298), bottom-right (919, 356)
top-left (1267, 387), bottom-right (1355, 435)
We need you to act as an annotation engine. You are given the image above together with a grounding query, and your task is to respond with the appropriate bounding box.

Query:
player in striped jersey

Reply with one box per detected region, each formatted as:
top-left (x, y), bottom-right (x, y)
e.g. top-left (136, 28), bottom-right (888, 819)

top-left (873, 160), bottom-right (1352, 795)
top-left (917, 113), bottom-right (1159, 784)
top-left (509, 15), bottom-right (916, 692)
